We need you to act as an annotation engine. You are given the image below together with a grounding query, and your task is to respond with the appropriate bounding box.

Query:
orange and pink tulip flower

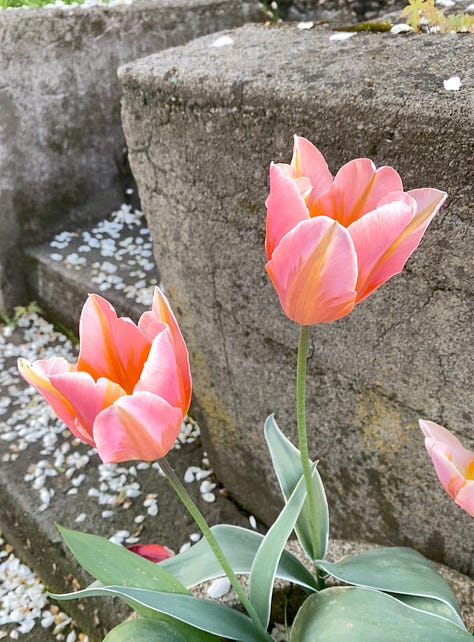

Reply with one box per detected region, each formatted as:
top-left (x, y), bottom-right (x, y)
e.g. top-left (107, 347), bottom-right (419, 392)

top-left (18, 287), bottom-right (191, 464)
top-left (265, 136), bottom-right (447, 325)
top-left (420, 419), bottom-right (474, 518)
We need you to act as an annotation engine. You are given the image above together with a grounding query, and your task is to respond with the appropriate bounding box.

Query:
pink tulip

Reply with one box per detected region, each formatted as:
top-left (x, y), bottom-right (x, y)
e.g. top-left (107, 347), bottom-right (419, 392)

top-left (265, 136), bottom-right (447, 325)
top-left (420, 419), bottom-right (474, 518)
top-left (18, 287), bottom-right (191, 464)
top-left (127, 543), bottom-right (173, 563)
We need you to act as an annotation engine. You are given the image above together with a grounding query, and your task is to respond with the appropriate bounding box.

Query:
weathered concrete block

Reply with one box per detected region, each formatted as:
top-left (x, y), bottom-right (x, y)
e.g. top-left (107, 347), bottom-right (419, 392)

top-left (0, 0), bottom-right (261, 312)
top-left (120, 24), bottom-right (474, 575)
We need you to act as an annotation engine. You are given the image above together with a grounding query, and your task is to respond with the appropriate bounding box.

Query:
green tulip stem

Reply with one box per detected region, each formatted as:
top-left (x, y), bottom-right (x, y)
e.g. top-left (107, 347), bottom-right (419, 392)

top-left (296, 325), bottom-right (321, 577)
top-left (159, 456), bottom-right (271, 640)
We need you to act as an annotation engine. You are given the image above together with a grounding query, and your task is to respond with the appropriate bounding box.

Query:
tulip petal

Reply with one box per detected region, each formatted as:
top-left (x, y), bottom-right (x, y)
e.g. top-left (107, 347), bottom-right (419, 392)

top-left (78, 294), bottom-right (151, 394)
top-left (135, 328), bottom-right (189, 412)
top-left (424, 437), bottom-right (468, 500)
top-left (139, 288), bottom-right (191, 411)
top-left (420, 420), bottom-right (474, 478)
top-left (351, 189), bottom-right (447, 303)
top-left (138, 288), bottom-right (191, 411)
top-left (311, 158), bottom-right (403, 227)
top-left (348, 197), bottom-right (415, 302)
top-left (17, 357), bottom-right (80, 436)
top-left (265, 163), bottom-right (310, 260)
top-left (454, 483), bottom-right (474, 518)
top-left (127, 544), bottom-right (172, 563)
top-left (266, 217), bottom-right (357, 325)
top-left (291, 135), bottom-right (333, 198)
top-left (50, 372), bottom-right (126, 445)
top-left (93, 392), bottom-right (183, 463)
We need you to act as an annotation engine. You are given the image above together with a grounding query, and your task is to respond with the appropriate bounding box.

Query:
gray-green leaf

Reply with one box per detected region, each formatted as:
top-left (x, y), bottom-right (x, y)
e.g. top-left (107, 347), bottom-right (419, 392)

top-left (290, 587), bottom-right (473, 641)
top-left (264, 414), bottom-right (329, 561)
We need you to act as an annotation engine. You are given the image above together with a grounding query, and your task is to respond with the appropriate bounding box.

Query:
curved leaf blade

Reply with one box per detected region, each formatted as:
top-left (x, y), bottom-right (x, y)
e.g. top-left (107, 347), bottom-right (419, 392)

top-left (264, 414), bottom-right (329, 561)
top-left (315, 546), bottom-right (463, 628)
top-left (57, 524), bottom-right (187, 594)
top-left (160, 524), bottom-right (318, 592)
top-left (249, 472), bottom-right (310, 629)
top-left (290, 587), bottom-right (473, 641)
top-left (103, 617), bottom-right (219, 642)
top-left (49, 585), bottom-right (273, 642)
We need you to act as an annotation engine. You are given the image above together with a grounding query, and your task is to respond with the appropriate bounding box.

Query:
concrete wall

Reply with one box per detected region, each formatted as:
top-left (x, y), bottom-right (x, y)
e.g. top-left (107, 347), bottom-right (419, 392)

top-left (120, 24), bottom-right (474, 575)
top-left (0, 0), bottom-right (261, 312)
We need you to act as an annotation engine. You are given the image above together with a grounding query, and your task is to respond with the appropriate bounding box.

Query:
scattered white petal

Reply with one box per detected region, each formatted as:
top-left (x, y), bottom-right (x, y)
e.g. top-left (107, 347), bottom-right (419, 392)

top-left (390, 23), bottom-right (414, 33)
top-left (444, 76), bottom-right (462, 91)
top-left (436, 0), bottom-right (455, 6)
top-left (466, 3), bottom-right (474, 11)
top-left (329, 32), bottom-right (357, 41)
top-left (74, 513), bottom-right (86, 523)
top-left (179, 542), bottom-right (191, 554)
top-left (209, 35), bottom-right (234, 48)
top-left (249, 515), bottom-right (257, 530)
top-left (207, 577), bottom-right (231, 599)
top-left (201, 492), bottom-right (216, 503)
top-left (297, 21), bottom-right (313, 29)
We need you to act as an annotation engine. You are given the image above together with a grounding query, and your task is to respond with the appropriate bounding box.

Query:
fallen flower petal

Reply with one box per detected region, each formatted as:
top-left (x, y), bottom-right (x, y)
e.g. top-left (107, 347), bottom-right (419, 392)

top-left (127, 543), bottom-right (173, 563)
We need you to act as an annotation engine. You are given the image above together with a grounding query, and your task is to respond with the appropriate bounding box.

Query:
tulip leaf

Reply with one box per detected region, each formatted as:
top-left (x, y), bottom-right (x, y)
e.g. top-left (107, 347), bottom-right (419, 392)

top-left (315, 546), bottom-right (464, 628)
top-left (290, 587), bottom-right (473, 641)
top-left (103, 617), bottom-right (220, 642)
top-left (56, 524), bottom-right (187, 594)
top-left (49, 585), bottom-right (273, 642)
top-left (160, 524), bottom-right (318, 592)
top-left (249, 471), bottom-right (311, 630)
top-left (264, 414), bottom-right (329, 561)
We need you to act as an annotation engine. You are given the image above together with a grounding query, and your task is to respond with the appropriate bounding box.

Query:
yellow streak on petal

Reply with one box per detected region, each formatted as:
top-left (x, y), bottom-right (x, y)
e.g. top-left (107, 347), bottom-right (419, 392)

top-left (465, 459), bottom-right (474, 481)
top-left (18, 359), bottom-right (76, 418)
top-left (288, 222), bottom-right (355, 322)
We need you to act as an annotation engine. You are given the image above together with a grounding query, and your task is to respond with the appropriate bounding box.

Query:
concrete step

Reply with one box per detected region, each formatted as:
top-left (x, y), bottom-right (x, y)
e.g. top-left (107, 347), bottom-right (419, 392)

top-left (2, 208), bottom-right (257, 640)
top-left (24, 202), bottom-right (160, 332)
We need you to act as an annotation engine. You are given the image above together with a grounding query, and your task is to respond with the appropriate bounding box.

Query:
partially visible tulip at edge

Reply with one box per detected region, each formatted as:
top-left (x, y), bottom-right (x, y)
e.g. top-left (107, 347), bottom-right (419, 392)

top-left (18, 287), bottom-right (191, 464)
top-left (265, 136), bottom-right (447, 325)
top-left (420, 419), bottom-right (474, 518)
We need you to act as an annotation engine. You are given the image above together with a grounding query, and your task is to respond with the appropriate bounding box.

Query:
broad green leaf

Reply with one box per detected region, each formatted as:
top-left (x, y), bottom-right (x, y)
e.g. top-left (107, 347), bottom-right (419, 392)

top-left (290, 587), bottom-right (473, 641)
top-left (315, 546), bottom-right (464, 628)
top-left (160, 524), bottom-right (318, 592)
top-left (264, 414), bottom-right (329, 561)
top-left (249, 472), bottom-right (311, 630)
top-left (103, 617), bottom-right (219, 642)
top-left (49, 585), bottom-right (273, 642)
top-left (57, 524), bottom-right (187, 595)
top-left (395, 594), bottom-right (465, 628)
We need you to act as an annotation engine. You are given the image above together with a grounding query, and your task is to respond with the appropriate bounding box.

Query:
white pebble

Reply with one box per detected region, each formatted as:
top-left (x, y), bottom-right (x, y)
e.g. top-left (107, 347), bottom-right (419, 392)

top-left (207, 577), bottom-right (231, 599)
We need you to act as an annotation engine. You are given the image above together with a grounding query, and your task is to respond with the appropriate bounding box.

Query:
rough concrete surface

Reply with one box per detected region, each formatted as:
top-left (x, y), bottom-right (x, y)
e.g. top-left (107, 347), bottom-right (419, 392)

top-left (120, 24), bottom-right (474, 576)
top-left (0, 0), bottom-right (262, 312)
